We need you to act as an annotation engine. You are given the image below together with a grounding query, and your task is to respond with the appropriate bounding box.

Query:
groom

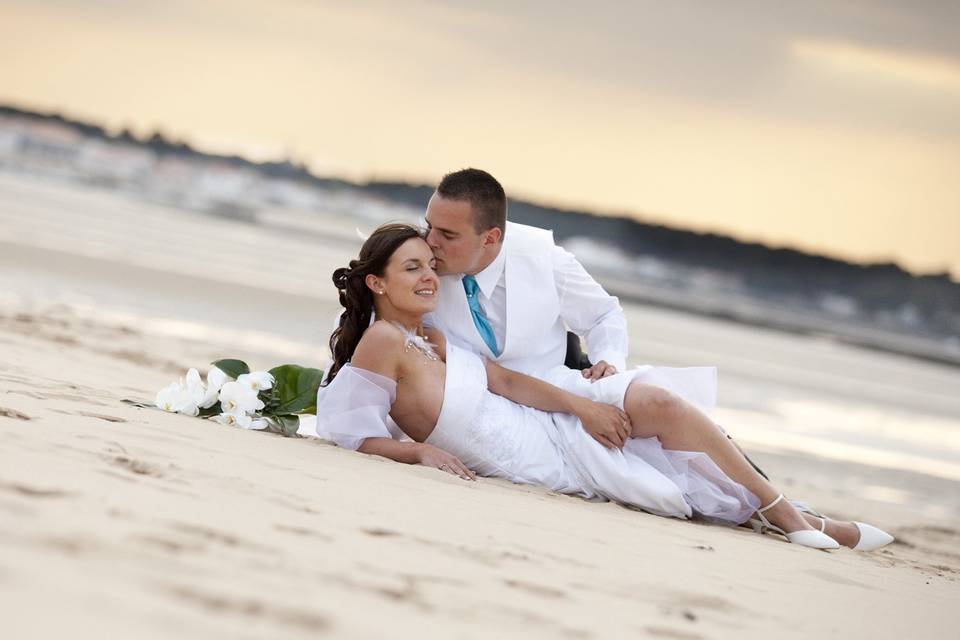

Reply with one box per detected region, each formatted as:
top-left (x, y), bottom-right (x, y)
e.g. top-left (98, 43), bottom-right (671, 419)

top-left (424, 168), bottom-right (633, 448)
top-left (423, 168), bottom-right (768, 477)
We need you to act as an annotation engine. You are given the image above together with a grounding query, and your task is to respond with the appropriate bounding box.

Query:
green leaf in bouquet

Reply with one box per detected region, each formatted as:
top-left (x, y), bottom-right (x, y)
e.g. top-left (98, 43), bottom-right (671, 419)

top-left (197, 402), bottom-right (222, 417)
top-left (274, 414), bottom-right (301, 437)
top-left (211, 359), bottom-right (250, 379)
top-left (268, 365), bottom-right (324, 415)
top-left (121, 398), bottom-right (153, 409)
top-left (261, 392), bottom-right (279, 411)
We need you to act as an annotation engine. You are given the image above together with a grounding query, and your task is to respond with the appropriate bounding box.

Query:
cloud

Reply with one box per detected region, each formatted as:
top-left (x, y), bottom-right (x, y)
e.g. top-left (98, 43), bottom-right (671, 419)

top-left (790, 38), bottom-right (960, 92)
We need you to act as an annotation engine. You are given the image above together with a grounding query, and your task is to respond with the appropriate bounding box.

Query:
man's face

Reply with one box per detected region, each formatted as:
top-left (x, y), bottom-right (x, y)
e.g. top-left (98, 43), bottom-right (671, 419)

top-left (424, 193), bottom-right (489, 276)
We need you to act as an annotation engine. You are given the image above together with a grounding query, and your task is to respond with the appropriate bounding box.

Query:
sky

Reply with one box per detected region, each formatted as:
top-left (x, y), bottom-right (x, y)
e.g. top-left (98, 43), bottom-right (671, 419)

top-left (2, 0), bottom-right (959, 277)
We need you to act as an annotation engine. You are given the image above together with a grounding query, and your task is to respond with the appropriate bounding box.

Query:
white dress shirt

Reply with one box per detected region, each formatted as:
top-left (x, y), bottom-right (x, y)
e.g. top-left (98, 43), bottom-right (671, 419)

top-left (469, 241), bottom-right (628, 372)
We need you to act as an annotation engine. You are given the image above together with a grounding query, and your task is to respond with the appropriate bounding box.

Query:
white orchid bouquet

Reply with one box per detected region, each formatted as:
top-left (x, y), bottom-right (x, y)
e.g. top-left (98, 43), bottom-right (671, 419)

top-left (155, 359), bottom-right (324, 437)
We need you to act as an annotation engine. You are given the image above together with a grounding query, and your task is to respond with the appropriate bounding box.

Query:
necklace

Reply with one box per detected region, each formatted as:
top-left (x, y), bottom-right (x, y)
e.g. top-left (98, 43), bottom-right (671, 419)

top-left (390, 321), bottom-right (440, 361)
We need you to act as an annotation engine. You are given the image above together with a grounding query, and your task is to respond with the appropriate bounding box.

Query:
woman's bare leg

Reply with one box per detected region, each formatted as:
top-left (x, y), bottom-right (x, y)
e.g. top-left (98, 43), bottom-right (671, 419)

top-left (624, 382), bottom-right (813, 533)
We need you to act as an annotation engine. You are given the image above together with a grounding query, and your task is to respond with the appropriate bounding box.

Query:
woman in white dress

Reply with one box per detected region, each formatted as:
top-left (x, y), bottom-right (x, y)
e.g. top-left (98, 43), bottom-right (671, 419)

top-left (309, 223), bottom-right (893, 551)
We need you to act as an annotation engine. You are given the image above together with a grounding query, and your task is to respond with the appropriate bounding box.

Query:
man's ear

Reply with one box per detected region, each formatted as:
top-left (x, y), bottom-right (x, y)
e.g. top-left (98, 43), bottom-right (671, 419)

top-left (483, 226), bottom-right (503, 246)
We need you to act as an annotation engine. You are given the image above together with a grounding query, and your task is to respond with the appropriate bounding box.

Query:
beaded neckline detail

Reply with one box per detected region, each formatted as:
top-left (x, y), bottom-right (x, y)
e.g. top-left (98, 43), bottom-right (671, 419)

top-left (390, 322), bottom-right (440, 361)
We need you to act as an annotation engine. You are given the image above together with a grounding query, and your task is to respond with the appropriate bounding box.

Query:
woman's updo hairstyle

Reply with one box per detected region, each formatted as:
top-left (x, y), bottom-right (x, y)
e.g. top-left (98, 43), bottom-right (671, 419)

top-left (325, 223), bottom-right (425, 383)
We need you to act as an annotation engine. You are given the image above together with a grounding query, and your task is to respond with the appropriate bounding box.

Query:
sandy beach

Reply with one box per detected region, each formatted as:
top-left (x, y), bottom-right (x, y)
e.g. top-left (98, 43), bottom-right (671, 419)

top-left (2, 174), bottom-right (959, 639)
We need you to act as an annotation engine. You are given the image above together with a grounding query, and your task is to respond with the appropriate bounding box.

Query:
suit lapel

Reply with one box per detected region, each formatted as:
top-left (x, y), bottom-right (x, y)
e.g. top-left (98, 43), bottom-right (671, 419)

top-left (500, 258), bottom-right (514, 359)
top-left (437, 275), bottom-right (484, 353)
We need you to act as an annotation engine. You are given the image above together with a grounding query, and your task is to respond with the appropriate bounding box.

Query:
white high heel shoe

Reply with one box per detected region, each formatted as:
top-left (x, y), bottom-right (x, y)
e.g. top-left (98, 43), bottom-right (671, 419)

top-left (809, 515), bottom-right (895, 552)
top-left (750, 495), bottom-right (840, 550)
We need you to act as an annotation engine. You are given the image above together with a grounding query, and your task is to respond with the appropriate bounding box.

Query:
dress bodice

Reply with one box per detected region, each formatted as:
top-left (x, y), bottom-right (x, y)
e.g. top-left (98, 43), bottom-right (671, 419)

top-left (426, 345), bottom-right (578, 490)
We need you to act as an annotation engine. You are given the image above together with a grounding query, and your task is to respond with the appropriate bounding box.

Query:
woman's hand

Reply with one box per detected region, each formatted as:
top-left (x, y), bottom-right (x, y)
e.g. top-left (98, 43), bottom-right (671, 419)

top-left (572, 397), bottom-right (631, 449)
top-left (581, 360), bottom-right (618, 382)
top-left (415, 443), bottom-right (477, 481)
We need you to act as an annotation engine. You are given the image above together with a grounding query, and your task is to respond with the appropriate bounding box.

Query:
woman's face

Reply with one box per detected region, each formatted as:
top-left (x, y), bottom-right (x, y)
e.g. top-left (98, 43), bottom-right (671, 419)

top-left (373, 237), bottom-right (439, 315)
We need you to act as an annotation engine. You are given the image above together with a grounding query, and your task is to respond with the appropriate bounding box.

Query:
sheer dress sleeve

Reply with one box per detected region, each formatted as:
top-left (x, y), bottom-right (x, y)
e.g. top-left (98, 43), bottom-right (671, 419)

top-left (313, 364), bottom-right (399, 450)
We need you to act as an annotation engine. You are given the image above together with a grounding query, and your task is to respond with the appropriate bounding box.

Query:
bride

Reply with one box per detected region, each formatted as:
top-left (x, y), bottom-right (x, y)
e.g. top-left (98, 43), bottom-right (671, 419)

top-left (307, 223), bottom-right (893, 551)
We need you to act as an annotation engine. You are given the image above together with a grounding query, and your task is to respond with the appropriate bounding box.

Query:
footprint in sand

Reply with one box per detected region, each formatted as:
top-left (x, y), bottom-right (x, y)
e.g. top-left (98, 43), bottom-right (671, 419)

top-left (131, 534), bottom-right (206, 555)
top-left (168, 522), bottom-right (272, 553)
top-left (36, 536), bottom-right (98, 556)
top-left (0, 480), bottom-right (72, 498)
top-left (644, 627), bottom-right (703, 640)
top-left (362, 527), bottom-right (401, 537)
top-left (49, 408), bottom-right (128, 423)
top-left (158, 583), bottom-right (330, 631)
top-left (132, 522), bottom-right (272, 556)
top-left (0, 373), bottom-right (32, 385)
top-left (7, 390), bottom-right (109, 406)
top-left (107, 455), bottom-right (164, 477)
top-left (669, 592), bottom-right (738, 613)
top-left (273, 523), bottom-right (334, 542)
top-left (0, 407), bottom-right (31, 420)
top-left (503, 578), bottom-right (567, 599)
top-left (805, 568), bottom-right (876, 589)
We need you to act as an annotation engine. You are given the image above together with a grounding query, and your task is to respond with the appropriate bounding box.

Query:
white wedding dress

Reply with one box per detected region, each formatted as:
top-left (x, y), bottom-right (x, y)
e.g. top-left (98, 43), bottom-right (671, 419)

top-left (304, 343), bottom-right (759, 524)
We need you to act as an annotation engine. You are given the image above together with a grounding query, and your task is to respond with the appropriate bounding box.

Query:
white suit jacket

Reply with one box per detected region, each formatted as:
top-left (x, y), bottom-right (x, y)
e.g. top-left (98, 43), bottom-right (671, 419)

top-left (426, 222), bottom-right (628, 396)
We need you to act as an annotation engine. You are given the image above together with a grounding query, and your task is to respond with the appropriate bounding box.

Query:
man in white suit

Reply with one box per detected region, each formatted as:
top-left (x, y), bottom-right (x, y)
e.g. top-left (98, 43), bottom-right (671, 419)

top-left (424, 168), bottom-right (634, 449)
top-left (424, 168), bottom-right (770, 477)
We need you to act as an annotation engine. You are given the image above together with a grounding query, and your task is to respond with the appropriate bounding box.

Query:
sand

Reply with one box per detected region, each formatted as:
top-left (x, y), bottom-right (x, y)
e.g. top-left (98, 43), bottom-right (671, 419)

top-left (2, 174), bottom-right (959, 638)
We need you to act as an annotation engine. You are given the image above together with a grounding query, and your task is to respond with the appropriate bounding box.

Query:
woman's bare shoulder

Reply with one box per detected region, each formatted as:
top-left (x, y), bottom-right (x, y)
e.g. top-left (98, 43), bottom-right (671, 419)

top-left (352, 321), bottom-right (404, 378)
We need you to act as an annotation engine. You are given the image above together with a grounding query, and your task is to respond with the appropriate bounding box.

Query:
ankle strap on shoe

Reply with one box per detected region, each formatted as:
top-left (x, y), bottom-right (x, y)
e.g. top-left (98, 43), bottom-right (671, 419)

top-left (758, 494), bottom-right (786, 515)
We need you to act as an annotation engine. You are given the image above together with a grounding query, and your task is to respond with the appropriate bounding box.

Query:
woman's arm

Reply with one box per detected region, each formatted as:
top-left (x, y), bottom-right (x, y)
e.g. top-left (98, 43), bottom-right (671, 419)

top-left (485, 360), bottom-right (631, 449)
top-left (358, 438), bottom-right (475, 480)
top-left (351, 324), bottom-right (474, 480)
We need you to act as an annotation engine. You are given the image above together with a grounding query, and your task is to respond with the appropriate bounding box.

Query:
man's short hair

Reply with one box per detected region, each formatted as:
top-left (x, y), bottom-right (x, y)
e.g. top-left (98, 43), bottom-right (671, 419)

top-left (436, 168), bottom-right (507, 236)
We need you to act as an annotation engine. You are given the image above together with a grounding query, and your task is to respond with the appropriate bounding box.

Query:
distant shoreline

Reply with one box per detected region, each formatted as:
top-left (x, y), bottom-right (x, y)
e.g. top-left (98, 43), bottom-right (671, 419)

top-left (600, 276), bottom-right (960, 369)
top-left (2, 102), bottom-right (958, 357)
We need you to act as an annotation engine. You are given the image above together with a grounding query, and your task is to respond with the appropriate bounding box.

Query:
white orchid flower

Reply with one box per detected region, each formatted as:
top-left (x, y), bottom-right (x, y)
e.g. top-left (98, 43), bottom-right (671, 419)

top-left (207, 366), bottom-right (230, 390)
top-left (155, 381), bottom-right (184, 412)
top-left (199, 366), bottom-right (230, 409)
top-left (184, 368), bottom-right (207, 405)
top-left (199, 387), bottom-right (220, 410)
top-left (213, 411), bottom-right (268, 430)
top-left (212, 412), bottom-right (244, 427)
top-left (212, 411), bottom-right (239, 426)
top-left (218, 381), bottom-right (265, 414)
top-left (212, 412), bottom-right (232, 426)
top-left (155, 380), bottom-right (199, 416)
top-left (237, 371), bottom-right (274, 392)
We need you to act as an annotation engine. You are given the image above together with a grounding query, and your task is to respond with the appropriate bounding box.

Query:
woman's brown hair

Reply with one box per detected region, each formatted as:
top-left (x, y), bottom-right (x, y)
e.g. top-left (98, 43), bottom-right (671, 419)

top-left (325, 223), bottom-right (424, 383)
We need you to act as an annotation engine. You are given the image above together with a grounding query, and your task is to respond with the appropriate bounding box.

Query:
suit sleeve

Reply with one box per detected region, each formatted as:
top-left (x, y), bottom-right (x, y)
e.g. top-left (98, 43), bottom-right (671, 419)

top-left (553, 244), bottom-right (629, 371)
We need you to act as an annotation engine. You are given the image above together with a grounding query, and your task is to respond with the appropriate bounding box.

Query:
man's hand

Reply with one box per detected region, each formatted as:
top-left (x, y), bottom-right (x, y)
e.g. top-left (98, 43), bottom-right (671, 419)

top-left (415, 443), bottom-right (476, 481)
top-left (572, 398), bottom-right (631, 449)
top-left (582, 360), bottom-right (617, 382)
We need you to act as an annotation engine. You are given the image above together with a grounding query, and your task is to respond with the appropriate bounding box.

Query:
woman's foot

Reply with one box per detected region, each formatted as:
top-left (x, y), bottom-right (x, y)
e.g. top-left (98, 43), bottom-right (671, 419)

top-left (802, 514), bottom-right (895, 551)
top-left (802, 514), bottom-right (858, 547)
top-left (759, 494), bottom-right (817, 534)
top-left (752, 495), bottom-right (839, 549)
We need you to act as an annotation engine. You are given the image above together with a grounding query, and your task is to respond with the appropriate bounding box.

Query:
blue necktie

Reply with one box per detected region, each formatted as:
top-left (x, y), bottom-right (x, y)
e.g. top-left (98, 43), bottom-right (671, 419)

top-left (462, 275), bottom-right (499, 356)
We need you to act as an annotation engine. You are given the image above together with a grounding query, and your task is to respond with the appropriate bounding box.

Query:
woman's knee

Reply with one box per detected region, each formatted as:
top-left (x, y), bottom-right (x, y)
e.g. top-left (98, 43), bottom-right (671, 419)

top-left (626, 383), bottom-right (684, 422)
